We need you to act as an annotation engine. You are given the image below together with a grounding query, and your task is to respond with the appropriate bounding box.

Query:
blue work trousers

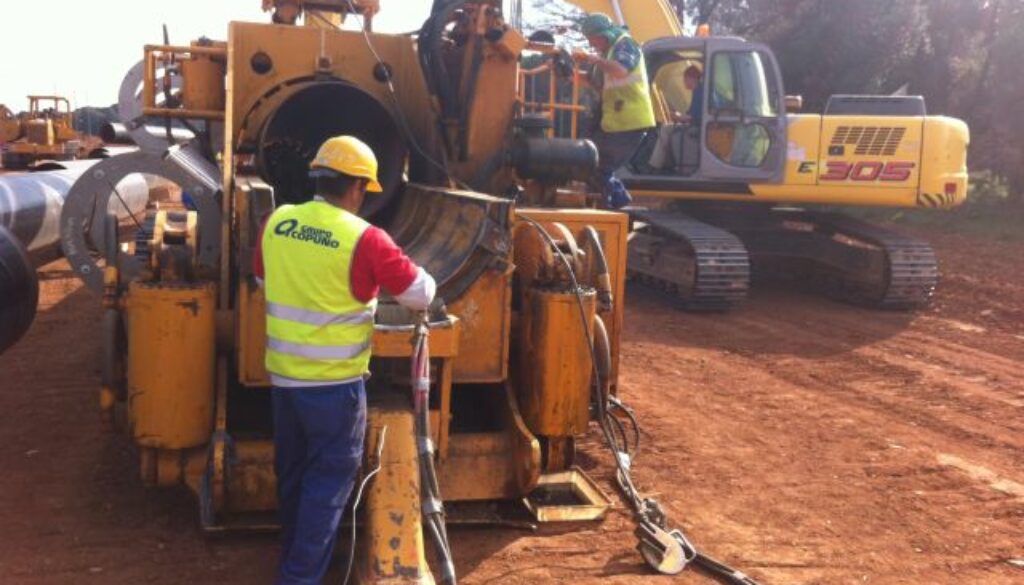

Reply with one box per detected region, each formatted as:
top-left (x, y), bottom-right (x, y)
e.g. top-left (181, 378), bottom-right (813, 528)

top-left (591, 128), bottom-right (648, 209)
top-left (272, 380), bottom-right (367, 585)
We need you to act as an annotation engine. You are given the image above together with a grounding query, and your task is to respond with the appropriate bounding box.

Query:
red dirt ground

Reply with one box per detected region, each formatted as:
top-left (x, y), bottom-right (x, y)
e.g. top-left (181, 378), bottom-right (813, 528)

top-left (1, 226), bottom-right (1022, 584)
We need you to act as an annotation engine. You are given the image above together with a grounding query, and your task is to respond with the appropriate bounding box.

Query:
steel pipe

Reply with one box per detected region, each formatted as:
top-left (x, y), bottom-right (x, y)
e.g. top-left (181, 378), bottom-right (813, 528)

top-left (1, 162), bottom-right (148, 259)
top-left (256, 81), bottom-right (407, 218)
top-left (0, 162), bottom-right (149, 354)
top-left (100, 122), bottom-right (194, 145)
top-left (0, 225), bottom-right (37, 354)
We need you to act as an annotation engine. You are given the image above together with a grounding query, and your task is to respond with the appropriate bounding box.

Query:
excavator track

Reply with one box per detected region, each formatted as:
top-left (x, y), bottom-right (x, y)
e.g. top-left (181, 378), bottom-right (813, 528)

top-left (805, 212), bottom-right (938, 309)
top-left (627, 209), bottom-right (750, 311)
top-left (713, 209), bottom-right (939, 310)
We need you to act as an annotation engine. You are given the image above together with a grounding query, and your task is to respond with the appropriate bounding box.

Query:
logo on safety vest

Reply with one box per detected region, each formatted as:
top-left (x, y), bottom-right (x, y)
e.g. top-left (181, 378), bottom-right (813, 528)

top-left (273, 219), bottom-right (341, 249)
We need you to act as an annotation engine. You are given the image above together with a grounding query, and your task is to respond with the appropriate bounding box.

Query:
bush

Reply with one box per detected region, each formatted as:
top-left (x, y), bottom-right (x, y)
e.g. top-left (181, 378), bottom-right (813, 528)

top-left (964, 170), bottom-right (1011, 211)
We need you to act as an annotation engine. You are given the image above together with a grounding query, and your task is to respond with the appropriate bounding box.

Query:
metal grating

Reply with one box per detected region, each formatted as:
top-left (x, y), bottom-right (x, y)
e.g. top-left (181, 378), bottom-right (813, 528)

top-left (831, 126), bottom-right (906, 156)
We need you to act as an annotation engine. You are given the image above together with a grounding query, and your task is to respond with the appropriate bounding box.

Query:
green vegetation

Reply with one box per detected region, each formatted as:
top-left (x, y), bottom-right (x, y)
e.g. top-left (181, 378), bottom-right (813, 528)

top-left (846, 171), bottom-right (1023, 241)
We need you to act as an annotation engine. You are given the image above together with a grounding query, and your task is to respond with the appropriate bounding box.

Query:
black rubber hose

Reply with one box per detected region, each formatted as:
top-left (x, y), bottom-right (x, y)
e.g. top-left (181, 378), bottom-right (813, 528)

top-left (419, 1), bottom-right (468, 120)
top-left (579, 226), bottom-right (613, 312)
top-left (592, 314), bottom-right (612, 409)
top-left (0, 225), bottom-right (39, 354)
top-left (412, 327), bottom-right (457, 585)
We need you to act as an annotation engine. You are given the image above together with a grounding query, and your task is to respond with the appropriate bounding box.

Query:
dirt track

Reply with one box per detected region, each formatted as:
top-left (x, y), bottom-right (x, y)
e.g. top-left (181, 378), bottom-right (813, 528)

top-left (1, 226), bottom-right (1022, 584)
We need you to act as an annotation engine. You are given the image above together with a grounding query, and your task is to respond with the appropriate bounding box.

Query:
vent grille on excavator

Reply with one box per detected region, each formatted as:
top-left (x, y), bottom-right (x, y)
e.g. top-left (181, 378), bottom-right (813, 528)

top-left (831, 126), bottom-right (906, 156)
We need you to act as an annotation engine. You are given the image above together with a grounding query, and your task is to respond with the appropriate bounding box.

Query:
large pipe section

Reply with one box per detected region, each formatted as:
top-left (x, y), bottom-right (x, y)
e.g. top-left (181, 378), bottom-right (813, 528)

top-left (2, 163), bottom-right (100, 259)
top-left (0, 162), bottom-right (149, 354)
top-left (0, 225), bottom-right (37, 354)
top-left (100, 122), bottom-right (194, 146)
top-left (255, 81), bottom-right (408, 219)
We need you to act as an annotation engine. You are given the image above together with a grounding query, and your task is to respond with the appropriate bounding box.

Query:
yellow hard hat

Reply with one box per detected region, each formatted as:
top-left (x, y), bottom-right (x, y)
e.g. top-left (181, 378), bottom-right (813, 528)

top-left (309, 135), bottom-right (383, 193)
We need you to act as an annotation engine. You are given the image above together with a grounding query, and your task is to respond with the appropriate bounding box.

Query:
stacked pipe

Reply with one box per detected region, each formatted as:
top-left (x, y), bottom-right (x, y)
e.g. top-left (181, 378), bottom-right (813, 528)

top-left (0, 162), bottom-right (148, 353)
top-left (100, 122), bottom-right (194, 146)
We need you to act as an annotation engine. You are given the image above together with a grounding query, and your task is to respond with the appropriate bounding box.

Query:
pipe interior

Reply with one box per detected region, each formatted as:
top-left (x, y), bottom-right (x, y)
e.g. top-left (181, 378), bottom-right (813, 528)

top-left (256, 82), bottom-right (408, 221)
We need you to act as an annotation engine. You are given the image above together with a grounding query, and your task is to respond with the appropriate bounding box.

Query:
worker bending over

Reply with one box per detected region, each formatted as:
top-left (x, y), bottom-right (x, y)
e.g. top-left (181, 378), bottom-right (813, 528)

top-left (254, 135), bottom-right (436, 585)
top-left (574, 12), bottom-right (656, 208)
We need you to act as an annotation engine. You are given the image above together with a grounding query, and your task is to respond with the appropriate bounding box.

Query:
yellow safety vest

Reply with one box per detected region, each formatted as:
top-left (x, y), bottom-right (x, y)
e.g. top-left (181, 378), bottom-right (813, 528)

top-left (601, 35), bottom-right (657, 133)
top-left (262, 200), bottom-right (376, 385)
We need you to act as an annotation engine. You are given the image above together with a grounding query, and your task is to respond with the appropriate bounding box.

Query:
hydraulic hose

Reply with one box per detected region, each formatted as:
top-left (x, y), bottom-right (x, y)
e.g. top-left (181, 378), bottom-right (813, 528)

top-left (411, 316), bottom-right (457, 585)
top-left (517, 218), bottom-right (761, 584)
top-left (419, 1), bottom-right (467, 121)
top-left (579, 226), bottom-right (614, 312)
top-left (342, 426), bottom-right (388, 585)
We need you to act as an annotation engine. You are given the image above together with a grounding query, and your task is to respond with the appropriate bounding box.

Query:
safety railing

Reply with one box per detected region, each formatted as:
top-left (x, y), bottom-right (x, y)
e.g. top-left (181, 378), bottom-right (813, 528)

top-left (518, 47), bottom-right (587, 139)
top-left (143, 44), bottom-right (228, 121)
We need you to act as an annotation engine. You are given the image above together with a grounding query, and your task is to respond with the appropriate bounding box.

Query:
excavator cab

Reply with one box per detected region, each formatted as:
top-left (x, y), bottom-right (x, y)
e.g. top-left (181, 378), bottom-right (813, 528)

top-left (622, 37), bottom-right (787, 186)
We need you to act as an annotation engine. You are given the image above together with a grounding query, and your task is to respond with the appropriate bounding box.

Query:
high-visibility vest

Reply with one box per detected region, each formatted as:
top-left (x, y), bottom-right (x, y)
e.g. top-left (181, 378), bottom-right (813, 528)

top-left (261, 200), bottom-right (376, 386)
top-left (600, 35), bottom-right (657, 133)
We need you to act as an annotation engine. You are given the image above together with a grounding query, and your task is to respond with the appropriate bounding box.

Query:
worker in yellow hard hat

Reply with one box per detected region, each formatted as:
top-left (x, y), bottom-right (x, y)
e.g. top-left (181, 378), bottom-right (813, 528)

top-left (253, 135), bottom-right (436, 585)
top-left (574, 12), bottom-right (656, 208)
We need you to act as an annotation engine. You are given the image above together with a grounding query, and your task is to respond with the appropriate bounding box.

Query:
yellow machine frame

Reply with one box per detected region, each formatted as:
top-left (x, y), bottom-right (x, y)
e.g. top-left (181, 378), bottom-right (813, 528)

top-left (85, 3), bottom-right (643, 582)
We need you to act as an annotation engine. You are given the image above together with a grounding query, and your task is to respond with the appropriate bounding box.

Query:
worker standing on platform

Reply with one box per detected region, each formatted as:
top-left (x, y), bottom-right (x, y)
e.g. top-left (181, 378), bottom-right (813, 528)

top-left (253, 135), bottom-right (436, 585)
top-left (574, 12), bottom-right (656, 209)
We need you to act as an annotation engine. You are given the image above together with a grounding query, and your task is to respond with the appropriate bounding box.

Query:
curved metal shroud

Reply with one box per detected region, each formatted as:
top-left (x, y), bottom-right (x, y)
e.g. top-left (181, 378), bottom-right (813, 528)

top-left (60, 146), bottom-right (221, 293)
top-left (386, 184), bottom-right (511, 304)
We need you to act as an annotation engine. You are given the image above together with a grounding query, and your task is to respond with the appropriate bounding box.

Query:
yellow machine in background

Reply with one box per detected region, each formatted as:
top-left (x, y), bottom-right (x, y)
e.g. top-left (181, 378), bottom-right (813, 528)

top-left (0, 104), bottom-right (20, 144)
top-left (540, 0), bottom-right (970, 310)
top-left (59, 0), bottom-right (726, 583)
top-left (0, 96), bottom-right (93, 169)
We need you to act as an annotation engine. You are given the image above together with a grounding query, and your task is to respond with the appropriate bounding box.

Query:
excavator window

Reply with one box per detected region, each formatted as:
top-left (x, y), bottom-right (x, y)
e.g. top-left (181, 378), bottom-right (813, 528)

top-left (628, 38), bottom-right (787, 185)
top-left (640, 51), bottom-right (706, 177)
top-left (705, 51), bottom-right (778, 169)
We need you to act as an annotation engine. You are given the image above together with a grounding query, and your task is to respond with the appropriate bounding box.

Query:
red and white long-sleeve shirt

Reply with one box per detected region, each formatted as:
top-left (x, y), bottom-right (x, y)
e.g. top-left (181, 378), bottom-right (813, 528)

top-left (253, 215), bottom-right (436, 311)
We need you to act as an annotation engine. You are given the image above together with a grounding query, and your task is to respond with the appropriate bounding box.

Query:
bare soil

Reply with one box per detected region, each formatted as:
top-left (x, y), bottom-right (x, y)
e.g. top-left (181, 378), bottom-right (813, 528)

top-left (1, 226), bottom-right (1021, 584)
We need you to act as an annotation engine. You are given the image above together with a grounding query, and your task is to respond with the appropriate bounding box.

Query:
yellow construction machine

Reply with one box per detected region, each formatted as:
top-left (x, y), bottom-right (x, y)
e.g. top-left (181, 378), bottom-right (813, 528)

top-left (545, 0), bottom-right (970, 310)
top-left (58, 0), bottom-right (748, 583)
top-left (0, 104), bottom-right (21, 144)
top-left (0, 95), bottom-right (97, 169)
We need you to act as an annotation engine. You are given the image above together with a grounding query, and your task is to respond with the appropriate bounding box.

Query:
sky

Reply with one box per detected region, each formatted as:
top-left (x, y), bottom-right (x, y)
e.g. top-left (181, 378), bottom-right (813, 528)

top-left (0, 0), bottom-right (594, 111)
top-left (0, 0), bottom-right (438, 109)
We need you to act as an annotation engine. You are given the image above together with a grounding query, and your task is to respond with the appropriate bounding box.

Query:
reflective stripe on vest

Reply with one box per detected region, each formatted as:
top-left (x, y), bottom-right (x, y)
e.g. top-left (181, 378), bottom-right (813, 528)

top-left (601, 35), bottom-right (657, 133)
top-left (262, 201), bottom-right (376, 383)
top-left (266, 301), bottom-right (374, 327)
top-left (266, 337), bottom-right (371, 360)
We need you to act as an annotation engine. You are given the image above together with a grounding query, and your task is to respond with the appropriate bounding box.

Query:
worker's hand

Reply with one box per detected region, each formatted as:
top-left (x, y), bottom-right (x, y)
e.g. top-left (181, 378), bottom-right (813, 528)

top-left (572, 50), bottom-right (599, 65)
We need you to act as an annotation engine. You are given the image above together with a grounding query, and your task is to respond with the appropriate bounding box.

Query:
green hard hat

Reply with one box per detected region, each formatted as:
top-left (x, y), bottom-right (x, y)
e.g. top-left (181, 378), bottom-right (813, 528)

top-left (580, 13), bottom-right (615, 37)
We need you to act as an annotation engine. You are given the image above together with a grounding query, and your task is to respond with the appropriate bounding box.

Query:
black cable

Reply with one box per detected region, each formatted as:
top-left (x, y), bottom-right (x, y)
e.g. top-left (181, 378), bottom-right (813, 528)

top-left (106, 179), bottom-right (145, 232)
top-left (518, 220), bottom-right (765, 584)
top-left (341, 425), bottom-right (388, 585)
top-left (411, 317), bottom-right (457, 585)
top-left (607, 396), bottom-right (641, 457)
top-left (332, 2), bottom-right (472, 191)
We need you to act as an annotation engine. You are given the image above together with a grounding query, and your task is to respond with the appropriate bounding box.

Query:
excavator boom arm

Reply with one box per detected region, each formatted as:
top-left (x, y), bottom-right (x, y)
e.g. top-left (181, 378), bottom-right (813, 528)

top-left (562, 0), bottom-right (683, 41)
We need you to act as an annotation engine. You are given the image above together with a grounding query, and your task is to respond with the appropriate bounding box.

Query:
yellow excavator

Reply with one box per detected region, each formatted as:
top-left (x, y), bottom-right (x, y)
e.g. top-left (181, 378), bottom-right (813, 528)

top-left (0, 104), bottom-right (21, 144)
top-left (556, 0), bottom-right (970, 310)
